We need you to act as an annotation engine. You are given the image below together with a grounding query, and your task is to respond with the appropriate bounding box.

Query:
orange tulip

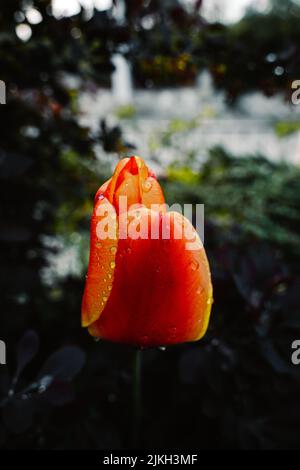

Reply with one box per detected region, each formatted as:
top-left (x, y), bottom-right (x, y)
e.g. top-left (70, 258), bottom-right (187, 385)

top-left (82, 156), bottom-right (213, 347)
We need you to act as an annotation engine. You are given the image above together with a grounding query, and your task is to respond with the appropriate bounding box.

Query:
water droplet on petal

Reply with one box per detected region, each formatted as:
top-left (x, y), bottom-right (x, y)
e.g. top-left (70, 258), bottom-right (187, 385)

top-left (103, 296), bottom-right (108, 302)
top-left (108, 273), bottom-right (112, 279)
top-left (168, 327), bottom-right (177, 338)
top-left (196, 287), bottom-right (204, 295)
top-left (190, 260), bottom-right (199, 271)
top-left (97, 193), bottom-right (104, 200)
top-left (110, 246), bottom-right (117, 255)
top-left (143, 180), bottom-right (152, 192)
top-left (110, 261), bottom-right (116, 269)
top-left (140, 335), bottom-right (148, 345)
top-left (108, 285), bottom-right (112, 291)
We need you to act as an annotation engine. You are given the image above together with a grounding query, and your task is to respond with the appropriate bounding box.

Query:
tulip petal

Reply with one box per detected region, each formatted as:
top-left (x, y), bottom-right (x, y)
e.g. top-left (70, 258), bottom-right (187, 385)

top-left (113, 171), bottom-right (141, 213)
top-left (141, 176), bottom-right (166, 212)
top-left (106, 157), bottom-right (130, 203)
top-left (94, 178), bottom-right (111, 205)
top-left (88, 209), bottom-right (213, 346)
top-left (81, 196), bottom-right (118, 327)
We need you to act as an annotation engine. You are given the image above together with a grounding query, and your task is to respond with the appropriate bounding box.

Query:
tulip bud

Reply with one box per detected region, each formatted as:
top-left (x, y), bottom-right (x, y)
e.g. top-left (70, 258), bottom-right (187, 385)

top-left (82, 156), bottom-right (213, 347)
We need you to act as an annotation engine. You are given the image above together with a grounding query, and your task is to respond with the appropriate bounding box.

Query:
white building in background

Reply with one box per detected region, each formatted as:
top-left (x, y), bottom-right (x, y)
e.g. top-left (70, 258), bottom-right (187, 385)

top-left (112, 55), bottom-right (134, 105)
top-left (52, 0), bottom-right (270, 23)
top-left (199, 0), bottom-right (269, 23)
top-left (50, 0), bottom-right (300, 167)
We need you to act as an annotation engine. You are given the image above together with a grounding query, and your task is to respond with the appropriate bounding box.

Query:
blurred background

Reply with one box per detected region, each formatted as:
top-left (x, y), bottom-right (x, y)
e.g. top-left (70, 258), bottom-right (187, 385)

top-left (1, 0), bottom-right (300, 450)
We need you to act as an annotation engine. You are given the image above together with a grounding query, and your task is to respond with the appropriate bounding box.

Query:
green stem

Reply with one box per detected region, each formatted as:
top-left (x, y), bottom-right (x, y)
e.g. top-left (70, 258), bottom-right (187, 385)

top-left (132, 348), bottom-right (142, 447)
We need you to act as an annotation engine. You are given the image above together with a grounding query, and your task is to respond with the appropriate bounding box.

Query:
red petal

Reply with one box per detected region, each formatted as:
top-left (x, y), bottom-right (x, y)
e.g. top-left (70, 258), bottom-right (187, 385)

top-left (81, 196), bottom-right (118, 327)
top-left (88, 209), bottom-right (212, 346)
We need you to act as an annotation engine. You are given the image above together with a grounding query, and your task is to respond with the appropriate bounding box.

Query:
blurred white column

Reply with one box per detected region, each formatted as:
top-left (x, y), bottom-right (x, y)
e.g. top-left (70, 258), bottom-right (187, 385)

top-left (112, 54), bottom-right (133, 105)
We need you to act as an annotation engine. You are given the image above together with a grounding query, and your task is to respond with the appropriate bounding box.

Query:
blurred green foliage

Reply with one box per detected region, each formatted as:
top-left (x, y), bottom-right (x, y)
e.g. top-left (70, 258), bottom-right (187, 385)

top-left (116, 104), bottom-right (137, 119)
top-left (274, 121), bottom-right (300, 137)
top-left (164, 147), bottom-right (300, 257)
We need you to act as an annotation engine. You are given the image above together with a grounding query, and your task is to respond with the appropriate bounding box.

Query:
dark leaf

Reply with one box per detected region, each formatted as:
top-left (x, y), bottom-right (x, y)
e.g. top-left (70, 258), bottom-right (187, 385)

top-left (37, 346), bottom-right (86, 383)
top-left (195, 0), bottom-right (203, 11)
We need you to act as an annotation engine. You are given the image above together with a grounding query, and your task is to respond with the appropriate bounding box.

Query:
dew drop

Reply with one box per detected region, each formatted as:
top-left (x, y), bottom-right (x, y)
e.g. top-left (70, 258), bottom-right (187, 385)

top-left (196, 287), bottom-right (204, 295)
top-left (140, 335), bottom-right (148, 344)
top-left (103, 296), bottom-right (108, 302)
top-left (97, 193), bottom-right (104, 201)
top-left (108, 285), bottom-right (112, 291)
top-left (168, 327), bottom-right (177, 338)
top-left (143, 180), bottom-right (152, 192)
top-left (110, 261), bottom-right (116, 269)
top-left (190, 260), bottom-right (199, 271)
top-left (108, 273), bottom-right (112, 279)
top-left (110, 246), bottom-right (117, 255)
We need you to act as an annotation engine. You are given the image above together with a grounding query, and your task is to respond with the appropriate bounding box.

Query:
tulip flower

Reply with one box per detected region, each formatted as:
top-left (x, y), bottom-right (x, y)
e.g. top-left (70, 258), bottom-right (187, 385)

top-left (82, 156), bottom-right (213, 347)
